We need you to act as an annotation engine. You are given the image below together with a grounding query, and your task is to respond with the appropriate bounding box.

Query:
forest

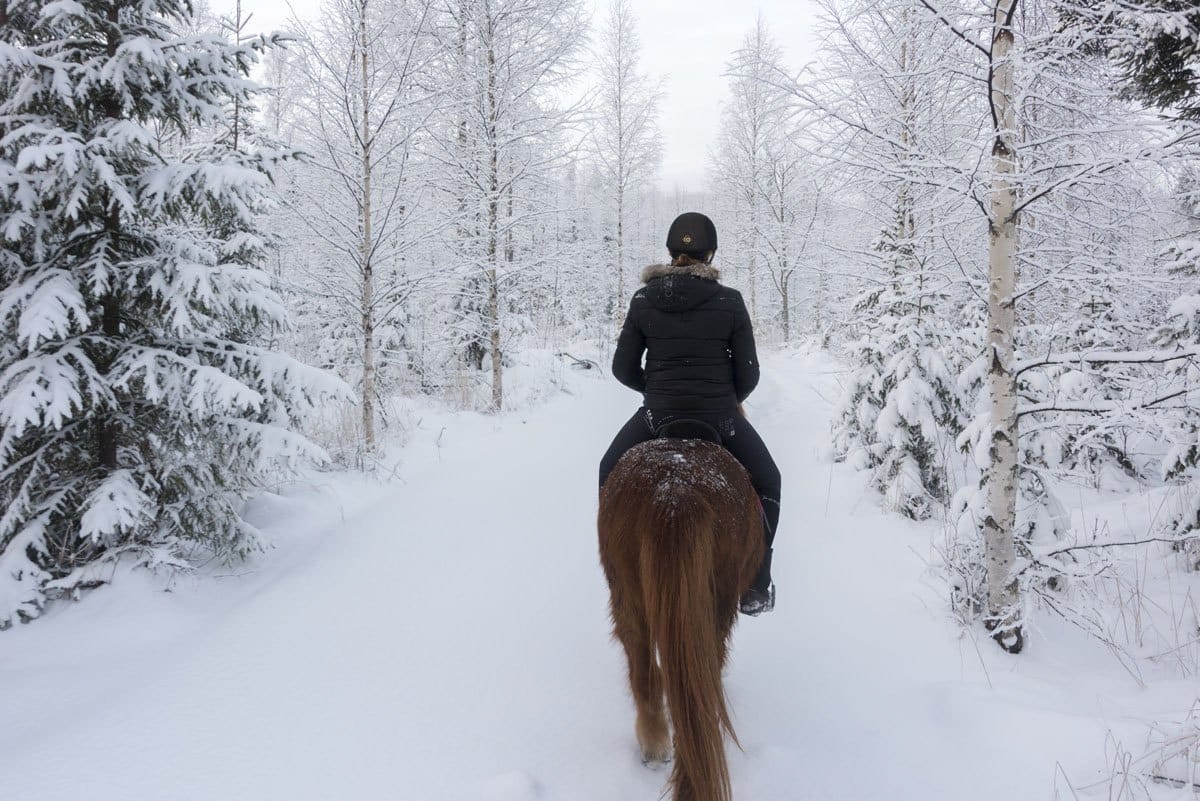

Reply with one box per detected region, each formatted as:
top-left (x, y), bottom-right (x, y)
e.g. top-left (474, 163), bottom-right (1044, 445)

top-left (2, 1), bottom-right (1199, 799)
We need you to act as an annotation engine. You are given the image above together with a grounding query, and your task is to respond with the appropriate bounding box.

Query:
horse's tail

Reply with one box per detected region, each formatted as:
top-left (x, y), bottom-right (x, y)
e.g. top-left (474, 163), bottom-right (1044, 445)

top-left (642, 499), bottom-right (735, 801)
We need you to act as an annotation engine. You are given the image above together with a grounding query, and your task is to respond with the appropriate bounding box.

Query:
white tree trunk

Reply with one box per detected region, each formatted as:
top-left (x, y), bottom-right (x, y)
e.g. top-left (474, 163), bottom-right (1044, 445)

top-left (616, 184), bottom-right (625, 313)
top-left (485, 19), bottom-right (503, 413)
top-left (359, 0), bottom-right (377, 453)
top-left (983, 0), bottom-right (1022, 653)
top-left (748, 197), bottom-right (758, 324)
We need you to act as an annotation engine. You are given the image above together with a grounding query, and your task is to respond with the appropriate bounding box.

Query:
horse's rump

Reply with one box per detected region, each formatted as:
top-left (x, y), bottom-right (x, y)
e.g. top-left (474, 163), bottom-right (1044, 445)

top-left (598, 438), bottom-right (763, 801)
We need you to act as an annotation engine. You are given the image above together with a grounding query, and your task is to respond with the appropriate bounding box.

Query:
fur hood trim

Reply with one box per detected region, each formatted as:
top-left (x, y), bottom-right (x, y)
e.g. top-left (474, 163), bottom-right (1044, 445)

top-left (640, 263), bottom-right (720, 283)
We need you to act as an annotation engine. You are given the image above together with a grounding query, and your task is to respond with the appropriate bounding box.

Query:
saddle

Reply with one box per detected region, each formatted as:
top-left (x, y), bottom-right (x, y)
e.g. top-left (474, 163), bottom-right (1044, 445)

top-left (653, 418), bottom-right (723, 446)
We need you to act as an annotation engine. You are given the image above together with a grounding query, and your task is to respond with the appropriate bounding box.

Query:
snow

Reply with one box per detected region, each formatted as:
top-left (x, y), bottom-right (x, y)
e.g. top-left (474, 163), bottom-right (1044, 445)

top-left (78, 469), bottom-right (151, 542)
top-left (1, 348), bottom-right (1196, 801)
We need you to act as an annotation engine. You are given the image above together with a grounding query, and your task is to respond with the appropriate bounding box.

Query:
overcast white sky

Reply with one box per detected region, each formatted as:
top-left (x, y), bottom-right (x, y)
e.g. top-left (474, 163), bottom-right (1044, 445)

top-left (229, 0), bottom-right (822, 192)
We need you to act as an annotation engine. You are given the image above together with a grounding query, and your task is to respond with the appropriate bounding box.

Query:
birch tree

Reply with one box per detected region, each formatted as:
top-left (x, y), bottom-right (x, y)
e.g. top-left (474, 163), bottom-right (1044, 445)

top-left (919, 0), bottom-right (1200, 650)
top-left (978, 0), bottom-right (1023, 651)
top-left (284, 0), bottom-right (440, 455)
top-left (761, 0), bottom-right (1200, 650)
top-left (594, 0), bottom-right (662, 314)
top-left (434, 0), bottom-right (587, 412)
top-left (713, 18), bottom-right (791, 326)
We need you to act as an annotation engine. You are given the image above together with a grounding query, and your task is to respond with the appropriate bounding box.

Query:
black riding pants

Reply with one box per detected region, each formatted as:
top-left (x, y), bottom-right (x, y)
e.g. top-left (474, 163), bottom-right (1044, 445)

top-left (598, 407), bottom-right (781, 545)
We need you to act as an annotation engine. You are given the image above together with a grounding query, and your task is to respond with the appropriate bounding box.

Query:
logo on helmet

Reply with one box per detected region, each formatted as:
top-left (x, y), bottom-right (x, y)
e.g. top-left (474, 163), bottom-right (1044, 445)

top-left (682, 234), bottom-right (693, 245)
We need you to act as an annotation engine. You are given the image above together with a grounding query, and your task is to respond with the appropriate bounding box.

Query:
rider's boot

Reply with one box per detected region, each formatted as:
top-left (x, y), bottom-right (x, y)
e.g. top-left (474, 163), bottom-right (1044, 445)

top-left (739, 548), bottom-right (775, 616)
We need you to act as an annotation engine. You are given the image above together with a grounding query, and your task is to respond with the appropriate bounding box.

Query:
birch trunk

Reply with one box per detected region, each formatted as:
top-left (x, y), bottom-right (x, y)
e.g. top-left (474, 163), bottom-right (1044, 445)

top-left (485, 17), bottom-right (503, 412)
top-left (614, 2), bottom-right (625, 317)
top-left (748, 198), bottom-right (758, 324)
top-left (780, 277), bottom-right (789, 342)
top-left (453, 0), bottom-right (482, 372)
top-left (983, 0), bottom-right (1022, 653)
top-left (359, 0), bottom-right (377, 453)
top-left (616, 185), bottom-right (625, 314)
top-left (815, 265), bottom-right (825, 341)
top-left (780, 207), bottom-right (790, 342)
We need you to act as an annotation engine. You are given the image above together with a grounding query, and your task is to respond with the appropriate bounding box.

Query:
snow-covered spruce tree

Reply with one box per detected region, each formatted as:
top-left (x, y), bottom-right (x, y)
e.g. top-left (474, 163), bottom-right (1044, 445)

top-left (0, 0), bottom-right (345, 627)
top-left (834, 228), bottom-right (963, 519)
top-left (1111, 3), bottom-right (1200, 565)
top-left (798, 0), bottom-right (969, 518)
top-left (1151, 199), bottom-right (1200, 565)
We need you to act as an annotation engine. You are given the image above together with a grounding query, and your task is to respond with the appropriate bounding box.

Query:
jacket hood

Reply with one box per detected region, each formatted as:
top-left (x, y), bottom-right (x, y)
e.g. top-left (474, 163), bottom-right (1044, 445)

top-left (639, 263), bottom-right (722, 312)
top-left (641, 263), bottom-right (720, 283)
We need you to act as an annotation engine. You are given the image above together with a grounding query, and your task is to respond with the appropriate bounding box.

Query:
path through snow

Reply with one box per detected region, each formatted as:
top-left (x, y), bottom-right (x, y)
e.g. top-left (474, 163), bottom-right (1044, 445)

top-left (1, 350), bottom-right (1192, 801)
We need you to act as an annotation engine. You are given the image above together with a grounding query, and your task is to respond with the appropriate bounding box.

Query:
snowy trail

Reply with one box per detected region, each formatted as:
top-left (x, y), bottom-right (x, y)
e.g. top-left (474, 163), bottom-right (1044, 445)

top-left (0, 350), bottom-right (1187, 801)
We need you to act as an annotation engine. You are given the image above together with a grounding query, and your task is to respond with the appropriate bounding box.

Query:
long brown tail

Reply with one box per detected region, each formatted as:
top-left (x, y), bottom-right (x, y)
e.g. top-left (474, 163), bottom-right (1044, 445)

top-left (641, 500), bottom-right (735, 801)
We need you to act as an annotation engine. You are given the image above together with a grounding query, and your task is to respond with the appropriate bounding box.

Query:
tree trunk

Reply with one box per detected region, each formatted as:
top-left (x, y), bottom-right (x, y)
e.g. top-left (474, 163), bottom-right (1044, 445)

top-left (485, 17), bottom-right (503, 412)
top-left (780, 206), bottom-right (790, 342)
top-left (613, 0), bottom-right (627, 318)
top-left (505, 181), bottom-right (514, 264)
top-left (454, 0), bottom-right (482, 370)
top-left (98, 290), bottom-right (120, 470)
top-left (359, 0), bottom-right (377, 452)
top-left (983, 0), bottom-right (1022, 653)
top-left (748, 201), bottom-right (758, 325)
top-left (815, 263), bottom-right (825, 342)
top-left (616, 184), bottom-right (625, 315)
top-left (780, 265), bottom-right (790, 343)
top-left (98, 3), bottom-right (121, 472)
top-left (232, 0), bottom-right (242, 151)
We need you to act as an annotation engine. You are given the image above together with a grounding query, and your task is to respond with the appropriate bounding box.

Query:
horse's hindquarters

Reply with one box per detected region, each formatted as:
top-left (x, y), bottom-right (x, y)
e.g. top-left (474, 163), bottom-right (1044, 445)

top-left (598, 438), bottom-right (763, 801)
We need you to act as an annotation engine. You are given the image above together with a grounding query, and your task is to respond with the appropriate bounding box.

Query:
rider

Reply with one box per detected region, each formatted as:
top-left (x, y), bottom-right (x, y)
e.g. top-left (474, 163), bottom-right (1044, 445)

top-left (598, 212), bottom-right (781, 616)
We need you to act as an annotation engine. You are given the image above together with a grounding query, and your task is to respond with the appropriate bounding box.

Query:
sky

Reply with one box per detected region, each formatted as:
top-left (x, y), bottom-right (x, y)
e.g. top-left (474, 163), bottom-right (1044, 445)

top-left (229, 0), bottom-right (823, 192)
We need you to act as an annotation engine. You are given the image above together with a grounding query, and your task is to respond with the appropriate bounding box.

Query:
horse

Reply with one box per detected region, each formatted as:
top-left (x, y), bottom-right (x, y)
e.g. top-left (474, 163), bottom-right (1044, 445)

top-left (597, 426), bottom-right (764, 801)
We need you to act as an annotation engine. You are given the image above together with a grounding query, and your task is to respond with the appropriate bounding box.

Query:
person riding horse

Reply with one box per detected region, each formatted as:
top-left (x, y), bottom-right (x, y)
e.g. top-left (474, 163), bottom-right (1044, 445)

top-left (598, 212), bottom-right (780, 616)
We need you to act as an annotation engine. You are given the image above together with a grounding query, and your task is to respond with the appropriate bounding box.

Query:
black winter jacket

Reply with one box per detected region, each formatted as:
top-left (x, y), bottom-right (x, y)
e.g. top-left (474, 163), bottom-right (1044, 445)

top-left (612, 263), bottom-right (760, 413)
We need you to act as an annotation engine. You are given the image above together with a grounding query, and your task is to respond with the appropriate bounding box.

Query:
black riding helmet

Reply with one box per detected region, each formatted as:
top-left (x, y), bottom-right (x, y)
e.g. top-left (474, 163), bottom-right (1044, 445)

top-left (666, 212), bottom-right (717, 262)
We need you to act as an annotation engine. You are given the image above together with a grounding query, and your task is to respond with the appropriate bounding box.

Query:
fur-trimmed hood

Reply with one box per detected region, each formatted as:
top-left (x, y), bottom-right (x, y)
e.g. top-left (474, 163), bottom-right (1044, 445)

top-left (640, 262), bottom-right (720, 283)
top-left (636, 262), bottom-right (722, 312)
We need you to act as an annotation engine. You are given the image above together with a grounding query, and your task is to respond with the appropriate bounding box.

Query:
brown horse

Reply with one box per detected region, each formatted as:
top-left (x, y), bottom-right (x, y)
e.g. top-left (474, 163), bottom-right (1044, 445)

top-left (598, 435), bottom-right (764, 801)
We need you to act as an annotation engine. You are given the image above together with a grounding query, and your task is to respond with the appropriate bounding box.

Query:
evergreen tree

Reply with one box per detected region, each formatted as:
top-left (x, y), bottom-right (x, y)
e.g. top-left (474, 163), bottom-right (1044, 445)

top-left (1118, 4), bottom-right (1200, 557)
top-left (1151, 185), bottom-right (1200, 561)
top-left (1108, 0), bottom-right (1200, 119)
top-left (834, 228), bottom-right (963, 520)
top-left (0, 0), bottom-right (345, 626)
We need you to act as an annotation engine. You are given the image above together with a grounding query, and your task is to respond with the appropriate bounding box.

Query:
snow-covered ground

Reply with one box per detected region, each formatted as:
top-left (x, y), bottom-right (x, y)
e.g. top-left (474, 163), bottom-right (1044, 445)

top-left (1, 349), bottom-right (1196, 801)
